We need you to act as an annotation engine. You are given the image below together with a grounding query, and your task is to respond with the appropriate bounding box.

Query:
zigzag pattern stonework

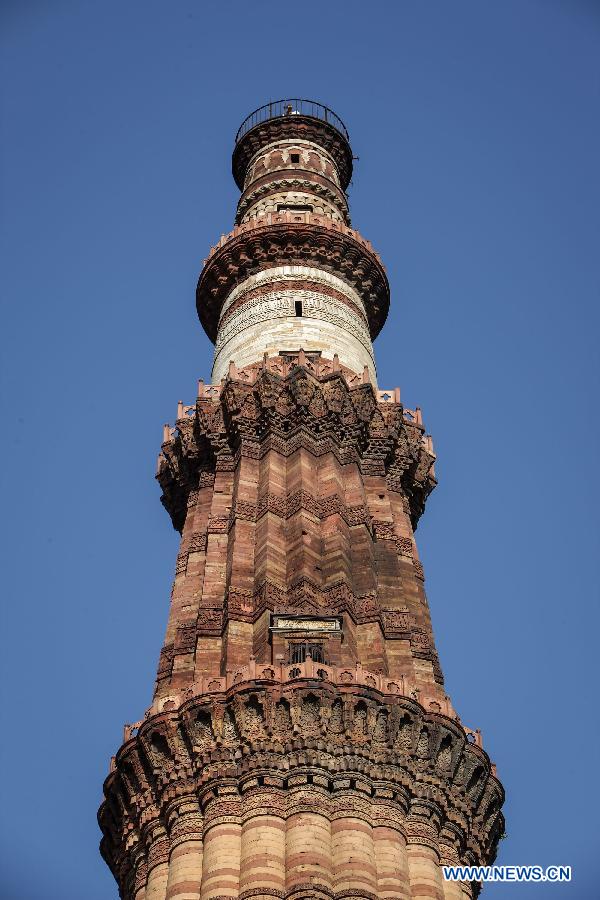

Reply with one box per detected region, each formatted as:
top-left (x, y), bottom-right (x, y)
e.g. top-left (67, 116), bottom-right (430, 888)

top-left (99, 102), bottom-right (504, 900)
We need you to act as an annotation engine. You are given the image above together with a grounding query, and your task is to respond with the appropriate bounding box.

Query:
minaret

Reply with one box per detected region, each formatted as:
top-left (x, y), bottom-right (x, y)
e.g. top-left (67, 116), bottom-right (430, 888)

top-left (99, 99), bottom-right (504, 900)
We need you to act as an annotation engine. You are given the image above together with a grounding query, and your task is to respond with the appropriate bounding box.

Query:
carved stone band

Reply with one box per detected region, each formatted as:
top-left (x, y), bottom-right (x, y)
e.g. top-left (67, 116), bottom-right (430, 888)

top-left (212, 290), bottom-right (376, 385)
top-left (219, 265), bottom-right (367, 322)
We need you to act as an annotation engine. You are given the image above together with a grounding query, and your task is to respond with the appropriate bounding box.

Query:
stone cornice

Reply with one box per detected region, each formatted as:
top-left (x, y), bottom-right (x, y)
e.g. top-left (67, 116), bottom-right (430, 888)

top-left (196, 215), bottom-right (389, 342)
top-left (99, 679), bottom-right (504, 895)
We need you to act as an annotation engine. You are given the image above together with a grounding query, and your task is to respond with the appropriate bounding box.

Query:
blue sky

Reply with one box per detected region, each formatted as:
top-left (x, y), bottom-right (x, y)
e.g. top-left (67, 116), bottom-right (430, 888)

top-left (1, 2), bottom-right (598, 898)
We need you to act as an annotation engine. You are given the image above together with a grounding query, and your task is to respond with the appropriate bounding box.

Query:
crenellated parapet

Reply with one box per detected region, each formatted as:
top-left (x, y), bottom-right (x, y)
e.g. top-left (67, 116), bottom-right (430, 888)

top-left (100, 675), bottom-right (503, 899)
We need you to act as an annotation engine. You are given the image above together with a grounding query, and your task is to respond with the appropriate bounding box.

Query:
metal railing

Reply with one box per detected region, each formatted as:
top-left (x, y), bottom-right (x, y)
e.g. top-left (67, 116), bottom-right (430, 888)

top-left (235, 99), bottom-right (349, 144)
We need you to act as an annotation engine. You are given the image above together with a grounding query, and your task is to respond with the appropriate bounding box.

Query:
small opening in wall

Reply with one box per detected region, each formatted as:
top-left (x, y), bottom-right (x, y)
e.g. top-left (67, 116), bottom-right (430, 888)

top-left (289, 643), bottom-right (325, 664)
top-left (295, 300), bottom-right (303, 317)
top-left (290, 153), bottom-right (300, 163)
top-left (277, 203), bottom-right (313, 213)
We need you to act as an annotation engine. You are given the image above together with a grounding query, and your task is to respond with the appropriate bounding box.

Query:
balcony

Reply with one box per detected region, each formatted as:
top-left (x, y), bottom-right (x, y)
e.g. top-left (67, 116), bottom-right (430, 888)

top-left (235, 98), bottom-right (349, 145)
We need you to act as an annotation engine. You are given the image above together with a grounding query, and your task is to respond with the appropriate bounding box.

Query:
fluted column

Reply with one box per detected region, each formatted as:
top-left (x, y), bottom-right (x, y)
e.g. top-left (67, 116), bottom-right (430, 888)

top-left (440, 872), bottom-right (473, 900)
top-left (145, 828), bottom-right (170, 900)
top-left (133, 858), bottom-right (147, 900)
top-left (331, 795), bottom-right (378, 897)
top-left (285, 794), bottom-right (333, 897)
top-left (239, 790), bottom-right (286, 897)
top-left (405, 816), bottom-right (445, 900)
top-left (373, 824), bottom-right (411, 898)
top-left (200, 792), bottom-right (241, 900)
top-left (439, 841), bottom-right (473, 900)
top-left (165, 802), bottom-right (203, 900)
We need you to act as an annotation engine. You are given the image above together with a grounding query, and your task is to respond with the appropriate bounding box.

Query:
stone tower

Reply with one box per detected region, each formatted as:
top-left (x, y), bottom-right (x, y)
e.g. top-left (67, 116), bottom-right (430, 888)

top-left (99, 100), bottom-right (504, 900)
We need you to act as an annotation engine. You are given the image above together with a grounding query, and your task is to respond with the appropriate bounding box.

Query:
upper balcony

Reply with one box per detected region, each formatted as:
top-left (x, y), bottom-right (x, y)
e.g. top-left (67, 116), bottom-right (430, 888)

top-left (235, 99), bottom-right (350, 145)
top-left (232, 98), bottom-right (353, 191)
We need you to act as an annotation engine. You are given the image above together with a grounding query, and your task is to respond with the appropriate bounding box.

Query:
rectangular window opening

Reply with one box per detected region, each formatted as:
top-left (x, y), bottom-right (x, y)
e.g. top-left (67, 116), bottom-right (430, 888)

top-left (289, 643), bottom-right (325, 665)
top-left (277, 204), bottom-right (313, 213)
top-left (294, 300), bottom-right (303, 317)
top-left (290, 153), bottom-right (300, 163)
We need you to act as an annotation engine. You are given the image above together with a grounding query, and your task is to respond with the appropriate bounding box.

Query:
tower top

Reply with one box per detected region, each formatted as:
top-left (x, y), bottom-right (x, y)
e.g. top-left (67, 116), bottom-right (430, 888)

top-left (232, 98), bottom-right (353, 191)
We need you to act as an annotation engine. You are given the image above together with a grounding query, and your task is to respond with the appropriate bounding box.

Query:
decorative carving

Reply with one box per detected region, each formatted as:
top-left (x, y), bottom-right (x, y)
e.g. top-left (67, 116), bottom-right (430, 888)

top-left (219, 279), bottom-right (367, 330)
top-left (416, 726), bottom-right (430, 759)
top-left (372, 520), bottom-right (396, 541)
top-left (395, 714), bottom-right (414, 751)
top-left (188, 531), bottom-right (208, 553)
top-left (352, 701), bottom-right (368, 739)
top-left (101, 681), bottom-right (504, 895)
top-left (193, 709), bottom-right (214, 750)
top-left (174, 624), bottom-right (196, 654)
top-left (174, 552), bottom-right (187, 576)
top-left (436, 735), bottom-right (453, 772)
top-left (213, 291), bottom-right (375, 374)
top-left (238, 694), bottom-right (261, 737)
top-left (197, 220), bottom-right (389, 343)
top-left (299, 694), bottom-right (321, 733)
top-left (373, 708), bottom-right (389, 743)
top-left (413, 559), bottom-right (425, 580)
top-left (227, 588), bottom-right (255, 618)
top-left (329, 698), bottom-right (344, 734)
top-left (411, 628), bottom-right (431, 652)
top-left (157, 645), bottom-right (174, 679)
top-left (397, 536), bottom-right (413, 556)
top-left (382, 608), bottom-right (411, 636)
top-left (196, 609), bottom-right (223, 634)
top-left (235, 499), bottom-right (256, 521)
top-left (207, 515), bottom-right (230, 534)
top-left (222, 708), bottom-right (239, 743)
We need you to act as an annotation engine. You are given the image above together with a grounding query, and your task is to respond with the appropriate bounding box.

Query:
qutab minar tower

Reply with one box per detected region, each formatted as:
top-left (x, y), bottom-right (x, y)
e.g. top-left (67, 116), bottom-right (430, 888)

top-left (99, 100), bottom-right (504, 900)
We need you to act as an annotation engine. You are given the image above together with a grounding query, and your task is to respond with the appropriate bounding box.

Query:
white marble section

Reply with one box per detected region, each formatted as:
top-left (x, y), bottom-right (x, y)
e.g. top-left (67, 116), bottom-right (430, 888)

top-left (219, 266), bottom-right (367, 322)
top-left (212, 268), bottom-right (377, 385)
